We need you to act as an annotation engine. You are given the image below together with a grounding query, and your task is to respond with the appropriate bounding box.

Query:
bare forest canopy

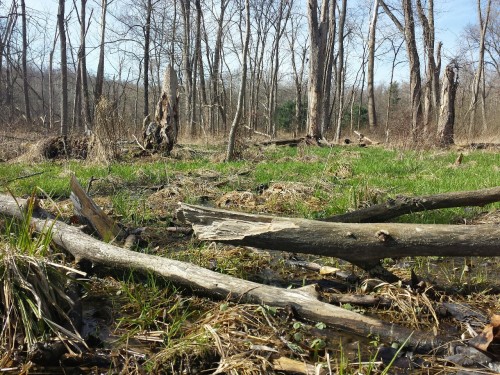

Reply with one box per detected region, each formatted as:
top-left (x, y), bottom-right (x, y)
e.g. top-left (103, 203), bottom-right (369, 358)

top-left (0, 0), bottom-right (499, 145)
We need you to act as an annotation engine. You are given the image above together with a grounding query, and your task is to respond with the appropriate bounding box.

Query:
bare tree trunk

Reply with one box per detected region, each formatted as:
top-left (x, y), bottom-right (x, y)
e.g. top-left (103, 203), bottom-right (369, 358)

top-left (267, 0), bottom-right (292, 138)
top-left (367, 0), bottom-right (379, 130)
top-left (195, 0), bottom-right (208, 135)
top-left (416, 0), bottom-right (440, 131)
top-left (20, 0), bottom-right (31, 122)
top-left (180, 0), bottom-right (192, 134)
top-left (209, 0), bottom-right (229, 135)
top-left (48, 28), bottom-right (58, 129)
top-left (143, 0), bottom-right (152, 119)
top-left (384, 40), bottom-right (403, 142)
top-left (333, 0), bottom-right (347, 143)
top-left (437, 63), bottom-right (459, 147)
top-left (72, 59), bottom-right (82, 131)
top-left (58, 0), bottom-right (68, 136)
top-left (287, 19), bottom-right (307, 138)
top-left (307, 0), bottom-right (336, 141)
top-left (226, 0), bottom-right (250, 161)
top-left (94, 0), bottom-right (107, 105)
top-left (380, 0), bottom-right (423, 141)
top-left (79, 0), bottom-right (91, 131)
top-left (0, 2), bottom-right (15, 93)
top-left (469, 0), bottom-right (492, 134)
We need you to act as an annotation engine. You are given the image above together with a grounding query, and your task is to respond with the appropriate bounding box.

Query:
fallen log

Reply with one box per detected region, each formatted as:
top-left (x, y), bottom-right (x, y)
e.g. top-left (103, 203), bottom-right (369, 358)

top-left (323, 186), bottom-right (500, 223)
top-left (176, 203), bottom-right (500, 280)
top-left (0, 193), bottom-right (445, 352)
top-left (177, 203), bottom-right (500, 259)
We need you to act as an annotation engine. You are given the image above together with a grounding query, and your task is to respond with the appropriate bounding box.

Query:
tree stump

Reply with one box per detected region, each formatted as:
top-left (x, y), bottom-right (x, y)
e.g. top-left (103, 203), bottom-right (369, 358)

top-left (436, 62), bottom-right (459, 147)
top-left (143, 65), bottom-right (179, 154)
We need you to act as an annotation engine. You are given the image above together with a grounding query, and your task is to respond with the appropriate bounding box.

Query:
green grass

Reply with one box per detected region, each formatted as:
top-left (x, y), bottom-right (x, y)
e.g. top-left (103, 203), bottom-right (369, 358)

top-left (0, 146), bottom-right (498, 225)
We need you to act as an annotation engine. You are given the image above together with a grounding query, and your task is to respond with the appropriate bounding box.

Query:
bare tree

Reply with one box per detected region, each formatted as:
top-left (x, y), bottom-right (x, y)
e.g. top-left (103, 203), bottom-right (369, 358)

top-left (380, 0), bottom-right (423, 140)
top-left (334, 0), bottom-right (347, 142)
top-left (267, 0), bottom-right (292, 138)
top-left (286, 13), bottom-right (308, 138)
top-left (79, 0), bottom-right (91, 131)
top-left (307, 0), bottom-right (336, 142)
top-left (58, 0), bottom-right (68, 136)
top-left (384, 39), bottom-right (404, 141)
top-left (94, 0), bottom-right (108, 105)
top-left (226, 0), bottom-right (250, 161)
top-left (207, 0), bottom-right (230, 134)
top-left (469, 0), bottom-right (492, 133)
top-left (367, 0), bottom-right (379, 130)
top-left (143, 0), bottom-right (152, 118)
top-left (20, 0), bottom-right (30, 121)
top-left (416, 0), bottom-right (441, 130)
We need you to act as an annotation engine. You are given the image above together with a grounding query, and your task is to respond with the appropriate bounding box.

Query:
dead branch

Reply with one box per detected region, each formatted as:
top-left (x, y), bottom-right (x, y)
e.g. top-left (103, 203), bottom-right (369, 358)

top-left (323, 186), bottom-right (500, 223)
top-left (177, 203), bottom-right (500, 281)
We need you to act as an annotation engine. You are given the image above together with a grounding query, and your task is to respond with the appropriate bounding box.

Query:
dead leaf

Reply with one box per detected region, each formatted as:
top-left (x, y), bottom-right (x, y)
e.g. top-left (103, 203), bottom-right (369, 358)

top-left (469, 314), bottom-right (500, 352)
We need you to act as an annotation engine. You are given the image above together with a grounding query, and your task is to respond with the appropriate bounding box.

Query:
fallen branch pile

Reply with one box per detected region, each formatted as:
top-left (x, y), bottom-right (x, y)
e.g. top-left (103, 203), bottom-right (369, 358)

top-left (0, 193), bottom-right (445, 352)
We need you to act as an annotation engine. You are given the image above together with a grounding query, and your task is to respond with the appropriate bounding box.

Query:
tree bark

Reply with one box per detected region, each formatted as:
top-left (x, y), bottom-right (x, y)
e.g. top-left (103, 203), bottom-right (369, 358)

top-left (307, 0), bottom-right (335, 141)
top-left (0, 193), bottom-right (447, 353)
top-left (180, 0), bottom-right (192, 133)
top-left (325, 185), bottom-right (500, 223)
top-left (146, 65), bottom-right (179, 154)
top-left (416, 0), bottom-right (440, 129)
top-left (58, 0), bottom-right (68, 137)
top-left (226, 0), bottom-right (250, 161)
top-left (79, 0), bottom-right (91, 131)
top-left (469, 0), bottom-right (492, 134)
top-left (20, 0), bottom-right (31, 122)
top-left (177, 203), bottom-right (500, 264)
top-left (334, 0), bottom-right (347, 143)
top-left (94, 0), bottom-right (107, 105)
top-left (143, 0), bottom-right (152, 119)
top-left (436, 63), bottom-right (459, 147)
top-left (367, 0), bottom-right (379, 130)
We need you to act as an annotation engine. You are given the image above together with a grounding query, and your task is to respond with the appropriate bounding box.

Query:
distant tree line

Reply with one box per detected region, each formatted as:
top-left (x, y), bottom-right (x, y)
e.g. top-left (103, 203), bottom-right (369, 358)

top-left (0, 0), bottom-right (498, 147)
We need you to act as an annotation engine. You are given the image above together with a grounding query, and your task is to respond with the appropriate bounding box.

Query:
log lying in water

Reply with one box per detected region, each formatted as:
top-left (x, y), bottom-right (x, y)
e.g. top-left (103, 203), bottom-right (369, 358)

top-left (323, 186), bottom-right (500, 223)
top-left (0, 193), bottom-right (445, 352)
top-left (177, 203), bottom-right (500, 261)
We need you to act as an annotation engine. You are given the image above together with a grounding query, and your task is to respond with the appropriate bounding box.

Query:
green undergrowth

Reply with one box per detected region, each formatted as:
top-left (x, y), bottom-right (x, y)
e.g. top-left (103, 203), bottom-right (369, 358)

top-left (0, 145), bottom-right (498, 225)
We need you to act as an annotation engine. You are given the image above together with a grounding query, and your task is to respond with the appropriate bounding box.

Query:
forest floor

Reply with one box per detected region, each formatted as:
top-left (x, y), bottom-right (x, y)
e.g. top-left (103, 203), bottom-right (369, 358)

top-left (0, 134), bottom-right (500, 374)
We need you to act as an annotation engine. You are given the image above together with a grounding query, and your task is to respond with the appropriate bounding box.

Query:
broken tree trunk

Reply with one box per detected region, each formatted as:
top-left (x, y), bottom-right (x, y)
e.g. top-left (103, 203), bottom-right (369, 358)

top-left (143, 65), bottom-right (179, 154)
top-left (0, 193), bottom-right (446, 352)
top-left (177, 203), bottom-right (500, 281)
top-left (437, 62), bottom-right (459, 147)
top-left (70, 175), bottom-right (124, 241)
top-left (323, 186), bottom-right (500, 223)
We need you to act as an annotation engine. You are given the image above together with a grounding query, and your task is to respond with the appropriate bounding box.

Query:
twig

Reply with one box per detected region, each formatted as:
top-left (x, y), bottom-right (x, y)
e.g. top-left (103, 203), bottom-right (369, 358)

top-left (132, 134), bottom-right (153, 156)
top-left (1, 171), bottom-right (44, 184)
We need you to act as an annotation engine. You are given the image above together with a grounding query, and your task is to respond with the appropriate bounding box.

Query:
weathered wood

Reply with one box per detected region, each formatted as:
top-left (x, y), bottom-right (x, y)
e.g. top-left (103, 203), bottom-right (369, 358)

top-left (70, 175), bottom-right (124, 242)
top-left (437, 62), bottom-right (459, 147)
top-left (256, 138), bottom-right (306, 147)
top-left (143, 65), bottom-right (179, 154)
top-left (0, 193), bottom-right (446, 352)
top-left (323, 186), bottom-right (500, 223)
top-left (176, 203), bottom-right (500, 263)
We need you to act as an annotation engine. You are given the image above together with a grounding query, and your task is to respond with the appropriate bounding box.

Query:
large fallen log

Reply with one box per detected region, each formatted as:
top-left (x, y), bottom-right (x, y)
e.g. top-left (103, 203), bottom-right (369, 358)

top-left (0, 193), bottom-right (445, 352)
top-left (176, 203), bottom-right (500, 279)
top-left (323, 186), bottom-right (500, 223)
